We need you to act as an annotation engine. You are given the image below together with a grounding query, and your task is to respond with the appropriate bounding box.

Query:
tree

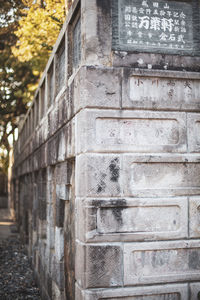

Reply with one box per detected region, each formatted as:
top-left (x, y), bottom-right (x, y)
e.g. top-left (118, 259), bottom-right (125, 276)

top-left (0, 0), bottom-right (39, 172)
top-left (12, 0), bottom-right (66, 74)
top-left (0, 0), bottom-right (73, 172)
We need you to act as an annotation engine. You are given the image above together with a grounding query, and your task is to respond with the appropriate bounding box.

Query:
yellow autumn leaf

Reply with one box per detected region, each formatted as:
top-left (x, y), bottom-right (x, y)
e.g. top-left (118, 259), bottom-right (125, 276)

top-left (12, 0), bottom-right (66, 74)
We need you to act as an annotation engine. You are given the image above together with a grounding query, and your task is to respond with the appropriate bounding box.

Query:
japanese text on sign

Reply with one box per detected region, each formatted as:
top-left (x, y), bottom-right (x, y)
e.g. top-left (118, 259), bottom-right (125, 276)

top-left (117, 0), bottom-right (193, 52)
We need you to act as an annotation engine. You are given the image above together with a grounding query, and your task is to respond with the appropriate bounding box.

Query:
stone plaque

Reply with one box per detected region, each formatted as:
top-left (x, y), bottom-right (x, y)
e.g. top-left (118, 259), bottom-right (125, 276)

top-left (112, 0), bottom-right (200, 55)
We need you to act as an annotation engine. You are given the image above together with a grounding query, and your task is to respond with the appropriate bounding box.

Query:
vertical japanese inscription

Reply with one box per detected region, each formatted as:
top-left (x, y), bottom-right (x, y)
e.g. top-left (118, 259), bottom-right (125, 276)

top-left (113, 0), bottom-right (197, 54)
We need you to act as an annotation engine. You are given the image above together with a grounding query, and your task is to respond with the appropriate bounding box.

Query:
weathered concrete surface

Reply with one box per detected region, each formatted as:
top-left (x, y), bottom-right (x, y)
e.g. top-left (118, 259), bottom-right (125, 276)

top-left (11, 0), bottom-right (200, 299)
top-left (0, 170), bottom-right (8, 208)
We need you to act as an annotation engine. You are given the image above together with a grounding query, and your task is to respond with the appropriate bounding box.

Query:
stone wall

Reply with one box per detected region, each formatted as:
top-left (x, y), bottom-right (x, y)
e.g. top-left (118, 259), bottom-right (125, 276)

top-left (0, 170), bottom-right (8, 208)
top-left (12, 0), bottom-right (200, 299)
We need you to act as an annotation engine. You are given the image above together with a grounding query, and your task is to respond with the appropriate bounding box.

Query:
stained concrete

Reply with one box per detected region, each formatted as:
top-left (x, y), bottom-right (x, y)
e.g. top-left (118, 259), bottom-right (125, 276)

top-left (11, 0), bottom-right (200, 299)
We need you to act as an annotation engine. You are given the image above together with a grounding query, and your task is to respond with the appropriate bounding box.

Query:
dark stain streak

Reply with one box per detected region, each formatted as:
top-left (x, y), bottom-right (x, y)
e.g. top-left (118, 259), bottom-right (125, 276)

top-left (112, 207), bottom-right (123, 227)
top-left (97, 173), bottom-right (107, 194)
top-left (109, 158), bottom-right (120, 182)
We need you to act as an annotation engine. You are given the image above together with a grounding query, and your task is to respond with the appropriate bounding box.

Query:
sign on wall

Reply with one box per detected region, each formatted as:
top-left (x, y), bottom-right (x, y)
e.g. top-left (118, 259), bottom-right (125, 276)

top-left (112, 0), bottom-right (200, 55)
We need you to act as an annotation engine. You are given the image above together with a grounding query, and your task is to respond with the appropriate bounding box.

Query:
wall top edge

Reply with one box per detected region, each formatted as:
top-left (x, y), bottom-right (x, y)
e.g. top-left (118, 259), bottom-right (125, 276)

top-left (18, 0), bottom-right (81, 135)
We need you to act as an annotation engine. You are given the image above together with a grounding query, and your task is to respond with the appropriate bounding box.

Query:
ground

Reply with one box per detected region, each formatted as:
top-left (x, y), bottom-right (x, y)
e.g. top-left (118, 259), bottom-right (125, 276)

top-left (0, 209), bottom-right (41, 300)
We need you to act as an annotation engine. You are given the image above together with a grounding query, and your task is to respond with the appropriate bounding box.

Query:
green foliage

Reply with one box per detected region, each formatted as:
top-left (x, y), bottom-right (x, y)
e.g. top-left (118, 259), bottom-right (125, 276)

top-left (0, 0), bottom-right (74, 171)
top-left (12, 0), bottom-right (66, 74)
top-left (0, 0), bottom-right (39, 161)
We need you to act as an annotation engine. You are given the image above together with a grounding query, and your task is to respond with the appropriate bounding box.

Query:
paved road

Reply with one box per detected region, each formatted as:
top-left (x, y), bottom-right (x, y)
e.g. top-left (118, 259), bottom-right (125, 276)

top-left (0, 209), bottom-right (41, 300)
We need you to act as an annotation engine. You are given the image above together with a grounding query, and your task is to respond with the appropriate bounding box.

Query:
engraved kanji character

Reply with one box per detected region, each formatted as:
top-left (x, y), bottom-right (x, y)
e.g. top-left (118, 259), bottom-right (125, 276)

top-left (178, 34), bottom-right (185, 43)
top-left (132, 40), bottom-right (138, 44)
top-left (167, 11), bottom-right (172, 17)
top-left (127, 39), bottom-right (132, 44)
top-left (175, 20), bottom-right (180, 25)
top-left (139, 7), bottom-right (145, 14)
top-left (125, 21), bottom-right (131, 27)
top-left (160, 10), bottom-right (165, 16)
top-left (138, 16), bottom-right (150, 29)
top-left (132, 7), bottom-right (137, 13)
top-left (173, 12), bottom-right (179, 18)
top-left (150, 17), bottom-right (161, 30)
top-left (125, 6), bottom-right (132, 13)
top-left (132, 15), bottom-right (137, 21)
top-left (161, 18), bottom-right (174, 32)
top-left (181, 27), bottom-right (186, 33)
top-left (181, 20), bottom-right (186, 26)
top-left (142, 0), bottom-right (148, 7)
top-left (153, 2), bottom-right (159, 8)
top-left (148, 32), bottom-right (153, 38)
top-left (132, 22), bottom-right (138, 28)
top-left (125, 14), bottom-right (131, 21)
top-left (169, 33), bottom-right (176, 41)
top-left (146, 9), bottom-right (151, 14)
top-left (127, 30), bottom-right (132, 36)
top-left (153, 9), bottom-right (159, 15)
top-left (164, 4), bottom-right (170, 9)
top-left (174, 26), bottom-right (180, 32)
top-left (180, 12), bottom-right (186, 18)
top-left (159, 32), bottom-right (168, 41)
top-left (138, 31), bottom-right (143, 38)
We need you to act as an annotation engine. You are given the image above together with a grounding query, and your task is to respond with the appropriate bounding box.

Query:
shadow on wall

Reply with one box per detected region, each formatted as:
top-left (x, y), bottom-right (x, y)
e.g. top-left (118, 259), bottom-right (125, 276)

top-left (0, 169), bottom-right (8, 208)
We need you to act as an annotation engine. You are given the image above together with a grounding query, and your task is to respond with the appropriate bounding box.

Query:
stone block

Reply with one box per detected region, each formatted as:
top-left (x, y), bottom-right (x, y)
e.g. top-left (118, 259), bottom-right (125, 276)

top-left (46, 221), bottom-right (55, 250)
top-left (46, 203), bottom-right (55, 251)
top-left (47, 166), bottom-right (54, 182)
top-left (76, 154), bottom-right (122, 197)
top-left (189, 197), bottom-right (200, 238)
top-left (81, 0), bottom-right (112, 66)
top-left (124, 240), bottom-right (200, 285)
top-left (57, 130), bottom-right (65, 162)
top-left (48, 104), bottom-right (58, 138)
top-left (187, 113), bottom-right (200, 152)
top-left (55, 197), bottom-right (65, 228)
top-left (123, 154), bottom-right (200, 197)
top-left (74, 67), bottom-right (121, 113)
top-left (55, 227), bottom-right (64, 261)
top-left (57, 90), bottom-right (68, 127)
top-left (56, 184), bottom-right (68, 201)
top-left (52, 280), bottom-right (65, 300)
top-left (190, 283), bottom-right (200, 300)
top-left (67, 83), bottom-right (75, 122)
top-left (122, 69), bottom-right (200, 111)
top-left (76, 284), bottom-right (188, 300)
top-left (76, 197), bottom-right (188, 242)
top-left (76, 109), bottom-right (186, 154)
top-left (47, 134), bottom-right (59, 166)
top-left (46, 181), bottom-right (53, 205)
top-left (46, 273), bottom-right (52, 299)
top-left (76, 242), bottom-right (123, 289)
top-left (113, 49), bottom-right (200, 72)
top-left (52, 257), bottom-right (65, 291)
top-left (55, 162), bottom-right (68, 185)
top-left (64, 120), bottom-right (75, 159)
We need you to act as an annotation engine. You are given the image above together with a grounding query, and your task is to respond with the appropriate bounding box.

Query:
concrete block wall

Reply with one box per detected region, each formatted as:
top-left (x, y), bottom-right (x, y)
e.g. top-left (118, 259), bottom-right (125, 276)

top-left (11, 0), bottom-right (200, 299)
